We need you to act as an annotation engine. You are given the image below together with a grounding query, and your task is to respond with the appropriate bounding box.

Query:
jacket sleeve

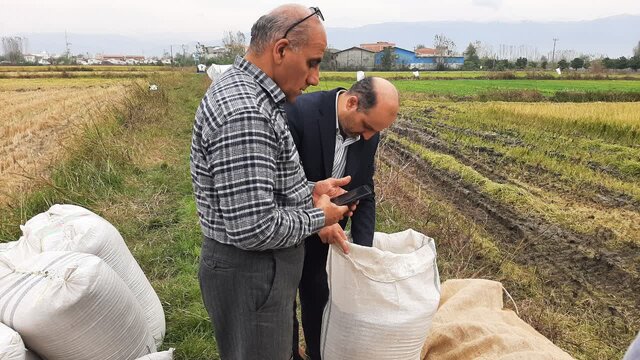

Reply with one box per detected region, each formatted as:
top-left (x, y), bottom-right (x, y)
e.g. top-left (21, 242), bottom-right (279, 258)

top-left (349, 135), bottom-right (379, 247)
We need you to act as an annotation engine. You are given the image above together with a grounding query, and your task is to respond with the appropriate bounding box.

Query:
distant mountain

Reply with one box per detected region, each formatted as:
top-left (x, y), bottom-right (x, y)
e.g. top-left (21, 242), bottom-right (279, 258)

top-left (326, 15), bottom-right (640, 59)
top-left (12, 15), bottom-right (640, 58)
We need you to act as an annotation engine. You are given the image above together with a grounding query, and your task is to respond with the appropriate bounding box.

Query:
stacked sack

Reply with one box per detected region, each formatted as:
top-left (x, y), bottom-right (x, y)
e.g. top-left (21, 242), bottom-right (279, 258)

top-left (0, 204), bottom-right (170, 360)
top-left (0, 322), bottom-right (26, 360)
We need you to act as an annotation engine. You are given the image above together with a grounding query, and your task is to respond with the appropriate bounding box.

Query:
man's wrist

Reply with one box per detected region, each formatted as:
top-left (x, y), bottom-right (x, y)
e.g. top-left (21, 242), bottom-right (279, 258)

top-left (307, 207), bottom-right (325, 233)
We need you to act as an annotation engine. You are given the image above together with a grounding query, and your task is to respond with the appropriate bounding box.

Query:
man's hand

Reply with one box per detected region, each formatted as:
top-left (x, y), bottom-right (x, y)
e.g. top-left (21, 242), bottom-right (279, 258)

top-left (315, 194), bottom-right (349, 227)
top-left (312, 176), bottom-right (351, 203)
top-left (318, 224), bottom-right (349, 254)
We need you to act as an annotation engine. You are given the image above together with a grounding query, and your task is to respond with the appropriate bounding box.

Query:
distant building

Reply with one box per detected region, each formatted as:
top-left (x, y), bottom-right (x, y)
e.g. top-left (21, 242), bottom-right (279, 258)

top-left (415, 47), bottom-right (437, 57)
top-left (360, 41), bottom-right (396, 52)
top-left (96, 54), bottom-right (145, 63)
top-left (334, 47), bottom-right (376, 70)
top-left (374, 46), bottom-right (464, 70)
top-left (24, 51), bottom-right (51, 65)
top-left (203, 46), bottom-right (227, 59)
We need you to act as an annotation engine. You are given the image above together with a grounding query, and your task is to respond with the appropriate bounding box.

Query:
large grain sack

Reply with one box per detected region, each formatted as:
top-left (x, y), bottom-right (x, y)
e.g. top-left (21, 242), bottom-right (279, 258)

top-left (0, 241), bottom-right (17, 252)
top-left (320, 229), bottom-right (441, 360)
top-left (0, 322), bottom-right (25, 360)
top-left (16, 204), bottom-right (165, 347)
top-left (624, 332), bottom-right (640, 360)
top-left (206, 64), bottom-right (232, 82)
top-left (421, 279), bottom-right (574, 360)
top-left (135, 348), bottom-right (175, 360)
top-left (0, 251), bottom-right (156, 360)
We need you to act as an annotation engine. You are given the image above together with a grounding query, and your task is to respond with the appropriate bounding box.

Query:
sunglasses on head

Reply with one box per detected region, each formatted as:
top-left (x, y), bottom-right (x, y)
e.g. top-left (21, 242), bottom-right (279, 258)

top-left (282, 6), bottom-right (324, 39)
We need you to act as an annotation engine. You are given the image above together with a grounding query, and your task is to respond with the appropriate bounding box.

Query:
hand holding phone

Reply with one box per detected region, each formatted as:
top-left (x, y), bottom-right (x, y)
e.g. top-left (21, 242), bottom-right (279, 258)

top-left (330, 185), bottom-right (372, 206)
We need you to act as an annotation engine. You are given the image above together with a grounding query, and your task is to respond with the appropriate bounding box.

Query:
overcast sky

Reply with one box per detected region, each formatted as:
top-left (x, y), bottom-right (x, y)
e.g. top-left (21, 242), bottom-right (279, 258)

top-left (2, 0), bottom-right (639, 38)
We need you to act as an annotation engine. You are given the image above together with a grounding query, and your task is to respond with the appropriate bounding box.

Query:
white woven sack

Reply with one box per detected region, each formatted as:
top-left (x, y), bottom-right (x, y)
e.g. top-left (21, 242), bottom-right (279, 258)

top-left (0, 251), bottom-right (156, 360)
top-left (320, 229), bottom-right (441, 360)
top-left (135, 348), bottom-right (175, 360)
top-left (0, 241), bottom-right (17, 252)
top-left (0, 322), bottom-right (25, 360)
top-left (206, 64), bottom-right (232, 82)
top-left (17, 204), bottom-right (165, 348)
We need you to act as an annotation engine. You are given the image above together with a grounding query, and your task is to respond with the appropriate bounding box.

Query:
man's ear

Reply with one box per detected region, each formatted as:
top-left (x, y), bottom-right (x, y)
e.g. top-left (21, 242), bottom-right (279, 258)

top-left (272, 39), bottom-right (289, 65)
top-left (346, 95), bottom-right (359, 111)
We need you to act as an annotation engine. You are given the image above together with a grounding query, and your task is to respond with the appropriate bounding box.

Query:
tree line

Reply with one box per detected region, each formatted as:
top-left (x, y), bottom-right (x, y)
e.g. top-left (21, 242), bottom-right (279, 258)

top-left (461, 40), bottom-right (640, 71)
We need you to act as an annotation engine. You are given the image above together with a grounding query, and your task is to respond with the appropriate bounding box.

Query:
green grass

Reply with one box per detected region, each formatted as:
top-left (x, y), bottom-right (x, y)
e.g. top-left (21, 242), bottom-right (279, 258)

top-left (312, 79), bottom-right (640, 97)
top-left (320, 70), bottom-right (640, 81)
top-left (0, 72), bottom-right (218, 359)
top-left (373, 156), bottom-right (624, 359)
top-left (387, 132), bottom-right (639, 242)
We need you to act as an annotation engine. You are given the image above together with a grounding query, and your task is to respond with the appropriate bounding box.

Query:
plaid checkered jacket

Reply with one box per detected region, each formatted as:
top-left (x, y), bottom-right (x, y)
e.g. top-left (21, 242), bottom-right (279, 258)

top-left (190, 57), bottom-right (324, 250)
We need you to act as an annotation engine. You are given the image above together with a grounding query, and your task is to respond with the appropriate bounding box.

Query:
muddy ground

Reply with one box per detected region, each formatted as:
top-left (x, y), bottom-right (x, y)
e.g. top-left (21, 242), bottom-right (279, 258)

top-left (379, 116), bottom-right (639, 358)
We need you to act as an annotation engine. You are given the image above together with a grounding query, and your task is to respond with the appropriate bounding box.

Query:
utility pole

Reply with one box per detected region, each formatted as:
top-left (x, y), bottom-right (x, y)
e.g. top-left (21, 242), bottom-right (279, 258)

top-left (65, 30), bottom-right (72, 62)
top-left (182, 44), bottom-right (187, 66)
top-left (170, 45), bottom-right (173, 66)
top-left (551, 38), bottom-right (558, 64)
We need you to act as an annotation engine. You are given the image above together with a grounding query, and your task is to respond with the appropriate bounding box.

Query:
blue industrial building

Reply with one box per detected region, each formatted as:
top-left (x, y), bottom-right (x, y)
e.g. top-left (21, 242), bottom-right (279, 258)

top-left (374, 47), bottom-right (464, 70)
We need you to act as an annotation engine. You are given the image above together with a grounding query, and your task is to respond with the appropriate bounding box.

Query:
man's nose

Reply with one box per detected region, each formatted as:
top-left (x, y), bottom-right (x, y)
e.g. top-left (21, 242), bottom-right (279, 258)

top-left (307, 68), bottom-right (320, 86)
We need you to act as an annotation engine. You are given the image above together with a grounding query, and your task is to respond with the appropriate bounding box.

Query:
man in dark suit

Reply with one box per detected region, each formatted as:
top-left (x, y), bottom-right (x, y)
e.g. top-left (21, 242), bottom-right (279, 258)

top-left (285, 77), bottom-right (399, 359)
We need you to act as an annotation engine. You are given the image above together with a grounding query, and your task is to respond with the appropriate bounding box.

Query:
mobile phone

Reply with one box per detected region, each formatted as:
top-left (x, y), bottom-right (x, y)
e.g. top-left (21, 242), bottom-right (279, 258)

top-left (330, 185), bottom-right (373, 206)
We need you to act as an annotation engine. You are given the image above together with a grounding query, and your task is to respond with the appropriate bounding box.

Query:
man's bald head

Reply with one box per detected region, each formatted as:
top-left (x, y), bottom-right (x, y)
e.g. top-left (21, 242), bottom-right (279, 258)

top-left (339, 77), bottom-right (399, 140)
top-left (249, 4), bottom-right (323, 55)
top-left (347, 77), bottom-right (399, 114)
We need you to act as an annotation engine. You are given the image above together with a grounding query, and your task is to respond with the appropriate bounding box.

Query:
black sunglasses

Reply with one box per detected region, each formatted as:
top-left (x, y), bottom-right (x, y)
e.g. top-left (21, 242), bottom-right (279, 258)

top-left (282, 6), bottom-right (324, 39)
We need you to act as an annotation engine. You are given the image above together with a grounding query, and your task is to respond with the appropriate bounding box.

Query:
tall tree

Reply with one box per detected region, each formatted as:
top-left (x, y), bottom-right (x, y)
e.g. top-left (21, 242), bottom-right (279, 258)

top-left (602, 57), bottom-right (615, 69)
top-left (629, 56), bottom-right (640, 71)
top-left (223, 31), bottom-right (247, 60)
top-left (380, 47), bottom-right (397, 71)
top-left (616, 56), bottom-right (629, 69)
top-left (321, 47), bottom-right (336, 71)
top-left (482, 58), bottom-right (496, 70)
top-left (540, 55), bottom-right (548, 70)
top-left (515, 57), bottom-right (528, 69)
top-left (433, 34), bottom-right (456, 70)
top-left (462, 42), bottom-right (480, 70)
top-left (1, 36), bottom-right (24, 64)
top-left (570, 57), bottom-right (585, 69)
top-left (557, 59), bottom-right (569, 70)
top-left (634, 41), bottom-right (640, 57)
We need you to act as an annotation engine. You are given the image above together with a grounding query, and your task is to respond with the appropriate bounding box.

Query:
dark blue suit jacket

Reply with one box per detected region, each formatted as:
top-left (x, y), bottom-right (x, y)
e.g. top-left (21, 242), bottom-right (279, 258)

top-left (285, 88), bottom-right (377, 246)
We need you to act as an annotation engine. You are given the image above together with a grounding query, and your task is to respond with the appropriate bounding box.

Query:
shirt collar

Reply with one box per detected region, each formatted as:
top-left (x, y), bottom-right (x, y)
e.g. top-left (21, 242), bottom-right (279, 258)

top-left (335, 89), bottom-right (360, 142)
top-left (233, 56), bottom-right (286, 104)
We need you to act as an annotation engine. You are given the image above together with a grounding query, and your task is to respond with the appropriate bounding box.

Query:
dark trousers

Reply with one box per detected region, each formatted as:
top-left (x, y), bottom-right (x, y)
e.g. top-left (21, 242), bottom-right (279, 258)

top-left (199, 237), bottom-right (304, 360)
top-left (292, 235), bottom-right (330, 360)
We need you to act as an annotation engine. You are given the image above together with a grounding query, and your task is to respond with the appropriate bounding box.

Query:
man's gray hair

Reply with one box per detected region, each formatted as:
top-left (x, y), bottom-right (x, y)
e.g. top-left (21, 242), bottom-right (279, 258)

top-left (347, 77), bottom-right (377, 112)
top-left (249, 6), bottom-right (312, 54)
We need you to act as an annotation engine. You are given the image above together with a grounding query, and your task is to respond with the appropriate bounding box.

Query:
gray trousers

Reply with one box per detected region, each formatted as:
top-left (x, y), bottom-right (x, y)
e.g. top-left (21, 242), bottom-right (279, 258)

top-left (199, 237), bottom-right (305, 360)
